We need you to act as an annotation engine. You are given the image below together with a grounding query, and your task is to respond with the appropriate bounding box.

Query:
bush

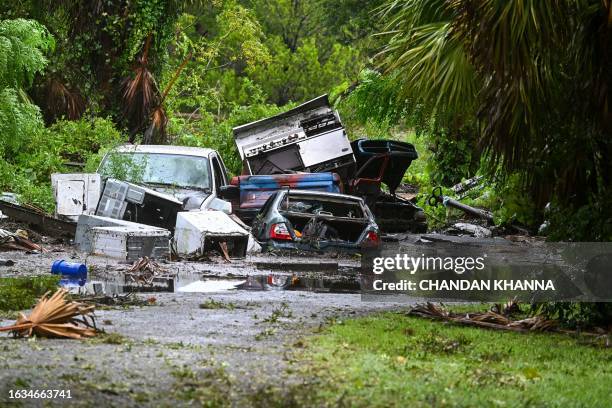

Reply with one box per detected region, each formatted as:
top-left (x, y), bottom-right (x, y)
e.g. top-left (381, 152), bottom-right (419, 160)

top-left (533, 302), bottom-right (612, 329)
top-left (0, 117), bottom-right (125, 212)
top-left (169, 102), bottom-right (292, 176)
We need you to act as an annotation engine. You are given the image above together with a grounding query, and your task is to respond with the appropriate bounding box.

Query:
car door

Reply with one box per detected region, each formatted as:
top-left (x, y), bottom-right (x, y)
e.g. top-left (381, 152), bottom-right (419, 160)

top-left (209, 153), bottom-right (228, 194)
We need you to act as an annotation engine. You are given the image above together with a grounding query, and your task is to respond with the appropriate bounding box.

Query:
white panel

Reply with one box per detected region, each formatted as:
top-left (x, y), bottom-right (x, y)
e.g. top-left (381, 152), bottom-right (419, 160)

top-left (56, 180), bottom-right (85, 216)
top-left (174, 211), bottom-right (248, 256)
top-left (298, 129), bottom-right (352, 167)
top-left (52, 173), bottom-right (102, 220)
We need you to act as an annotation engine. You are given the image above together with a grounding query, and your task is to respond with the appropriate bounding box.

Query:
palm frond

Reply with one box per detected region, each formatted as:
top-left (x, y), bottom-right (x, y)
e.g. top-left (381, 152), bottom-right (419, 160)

top-left (0, 289), bottom-right (97, 339)
top-left (378, 21), bottom-right (477, 117)
top-left (44, 77), bottom-right (85, 121)
top-left (121, 35), bottom-right (161, 140)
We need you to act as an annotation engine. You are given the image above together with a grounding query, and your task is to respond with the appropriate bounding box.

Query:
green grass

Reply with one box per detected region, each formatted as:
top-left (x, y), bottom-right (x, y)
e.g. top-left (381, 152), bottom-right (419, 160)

top-left (0, 276), bottom-right (59, 312)
top-left (295, 312), bottom-right (612, 407)
top-left (199, 298), bottom-right (236, 310)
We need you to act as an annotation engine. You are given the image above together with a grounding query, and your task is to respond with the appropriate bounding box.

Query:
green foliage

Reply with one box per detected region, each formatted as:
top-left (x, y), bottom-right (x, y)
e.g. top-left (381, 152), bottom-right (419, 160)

top-left (424, 127), bottom-right (479, 186)
top-left (370, 0), bottom-right (612, 241)
top-left (534, 303), bottom-right (612, 329)
top-left (0, 276), bottom-right (60, 312)
top-left (0, 18), bottom-right (53, 89)
top-left (163, 4), bottom-right (270, 118)
top-left (96, 149), bottom-right (148, 184)
top-left (0, 18), bottom-right (53, 157)
top-left (547, 197), bottom-right (612, 242)
top-left (0, 88), bottom-right (44, 155)
top-left (247, 36), bottom-right (360, 105)
top-left (169, 101), bottom-right (290, 175)
top-left (0, 117), bottom-right (124, 212)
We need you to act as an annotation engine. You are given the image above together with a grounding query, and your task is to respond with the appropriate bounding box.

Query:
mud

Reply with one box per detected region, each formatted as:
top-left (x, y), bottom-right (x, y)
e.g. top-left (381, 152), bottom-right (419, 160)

top-left (0, 242), bottom-right (403, 407)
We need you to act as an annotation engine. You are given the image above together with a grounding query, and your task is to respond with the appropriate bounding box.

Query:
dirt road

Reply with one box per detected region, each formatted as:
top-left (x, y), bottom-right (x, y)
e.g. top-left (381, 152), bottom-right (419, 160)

top-left (0, 247), bottom-right (406, 406)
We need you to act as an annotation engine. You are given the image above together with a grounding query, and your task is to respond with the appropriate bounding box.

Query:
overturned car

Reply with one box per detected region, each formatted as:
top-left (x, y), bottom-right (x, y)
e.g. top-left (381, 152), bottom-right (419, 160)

top-left (251, 190), bottom-right (380, 251)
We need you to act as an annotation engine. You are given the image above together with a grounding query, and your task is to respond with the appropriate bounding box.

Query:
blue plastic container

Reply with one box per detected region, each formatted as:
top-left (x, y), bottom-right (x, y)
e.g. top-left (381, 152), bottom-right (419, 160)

top-left (51, 260), bottom-right (87, 286)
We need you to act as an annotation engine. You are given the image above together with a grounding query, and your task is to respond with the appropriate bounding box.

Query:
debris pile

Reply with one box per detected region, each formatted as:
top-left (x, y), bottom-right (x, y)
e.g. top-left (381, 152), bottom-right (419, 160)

top-left (408, 300), bottom-right (610, 346)
top-left (232, 95), bottom-right (427, 234)
top-left (0, 289), bottom-right (97, 339)
top-left (0, 228), bottom-right (47, 252)
top-left (125, 256), bottom-right (172, 286)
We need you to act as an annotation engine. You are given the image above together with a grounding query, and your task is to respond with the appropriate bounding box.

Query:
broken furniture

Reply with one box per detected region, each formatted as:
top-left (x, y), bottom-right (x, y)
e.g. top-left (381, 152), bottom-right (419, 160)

top-left (75, 214), bottom-right (171, 260)
top-left (96, 178), bottom-right (183, 230)
top-left (51, 173), bottom-right (102, 222)
top-left (174, 211), bottom-right (249, 259)
top-left (233, 95), bottom-right (356, 181)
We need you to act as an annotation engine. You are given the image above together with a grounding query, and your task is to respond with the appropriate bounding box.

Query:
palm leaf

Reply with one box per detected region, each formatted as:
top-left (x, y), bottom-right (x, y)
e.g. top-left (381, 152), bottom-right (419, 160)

top-left (0, 288), bottom-right (97, 339)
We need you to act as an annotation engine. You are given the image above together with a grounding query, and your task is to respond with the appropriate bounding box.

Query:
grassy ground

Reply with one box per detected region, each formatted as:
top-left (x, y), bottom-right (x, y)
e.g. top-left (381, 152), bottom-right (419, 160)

top-left (292, 312), bottom-right (612, 408)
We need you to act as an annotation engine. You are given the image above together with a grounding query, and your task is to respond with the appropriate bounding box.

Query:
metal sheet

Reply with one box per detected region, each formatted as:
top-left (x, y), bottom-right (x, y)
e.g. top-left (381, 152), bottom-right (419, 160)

top-left (298, 129), bottom-right (353, 167)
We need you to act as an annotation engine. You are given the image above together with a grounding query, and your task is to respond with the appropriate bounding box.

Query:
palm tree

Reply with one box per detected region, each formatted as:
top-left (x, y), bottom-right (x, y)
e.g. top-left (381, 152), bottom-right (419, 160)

top-left (376, 0), bottom-right (611, 216)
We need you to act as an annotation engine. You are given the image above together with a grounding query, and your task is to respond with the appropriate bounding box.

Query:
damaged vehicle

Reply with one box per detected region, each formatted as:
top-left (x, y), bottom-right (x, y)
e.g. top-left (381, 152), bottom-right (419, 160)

top-left (232, 94), bottom-right (427, 232)
top-left (252, 190), bottom-right (380, 251)
top-left (97, 145), bottom-right (233, 213)
top-left (52, 145), bottom-right (254, 260)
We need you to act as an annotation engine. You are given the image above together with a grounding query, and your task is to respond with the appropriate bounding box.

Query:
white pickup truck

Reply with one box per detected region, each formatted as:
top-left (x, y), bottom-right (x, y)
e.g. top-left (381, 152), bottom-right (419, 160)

top-left (52, 144), bottom-right (237, 222)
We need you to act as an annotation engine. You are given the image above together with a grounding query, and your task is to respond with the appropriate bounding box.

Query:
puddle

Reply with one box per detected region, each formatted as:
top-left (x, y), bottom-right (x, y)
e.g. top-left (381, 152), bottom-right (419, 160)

top-left (61, 271), bottom-right (361, 295)
top-left (177, 280), bottom-right (246, 293)
top-left (237, 274), bottom-right (360, 293)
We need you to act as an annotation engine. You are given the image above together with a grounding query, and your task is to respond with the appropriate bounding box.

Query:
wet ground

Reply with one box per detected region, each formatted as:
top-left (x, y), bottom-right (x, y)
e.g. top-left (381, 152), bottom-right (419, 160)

top-left (0, 244), bottom-right (407, 406)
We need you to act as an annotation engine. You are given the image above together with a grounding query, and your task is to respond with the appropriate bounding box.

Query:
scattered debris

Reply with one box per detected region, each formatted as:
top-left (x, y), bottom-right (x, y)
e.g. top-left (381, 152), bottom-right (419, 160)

top-left (174, 211), bottom-right (250, 259)
top-left (451, 176), bottom-right (483, 195)
top-left (449, 222), bottom-right (492, 238)
top-left (0, 289), bottom-right (97, 339)
top-left (75, 214), bottom-right (170, 260)
top-left (0, 228), bottom-right (47, 252)
top-left (0, 200), bottom-right (76, 238)
top-left (51, 173), bottom-right (102, 221)
top-left (96, 178), bottom-right (183, 230)
top-left (350, 139), bottom-right (427, 233)
top-left (229, 173), bottom-right (342, 223)
top-left (233, 95), bottom-right (355, 180)
top-left (90, 225), bottom-right (170, 261)
top-left (125, 256), bottom-right (171, 286)
top-left (428, 187), bottom-right (494, 223)
top-left (232, 95), bottom-right (427, 233)
top-left (408, 302), bottom-right (610, 344)
top-left (51, 260), bottom-right (88, 286)
top-left (252, 190), bottom-right (380, 251)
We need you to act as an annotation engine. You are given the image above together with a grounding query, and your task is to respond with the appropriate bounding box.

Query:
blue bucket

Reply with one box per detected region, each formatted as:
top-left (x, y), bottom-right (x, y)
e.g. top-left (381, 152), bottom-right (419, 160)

top-left (51, 260), bottom-right (87, 280)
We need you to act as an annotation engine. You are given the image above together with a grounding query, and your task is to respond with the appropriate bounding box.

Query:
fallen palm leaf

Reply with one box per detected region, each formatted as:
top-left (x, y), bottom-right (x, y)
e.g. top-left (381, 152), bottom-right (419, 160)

top-left (408, 302), bottom-right (559, 334)
top-left (0, 289), bottom-right (97, 339)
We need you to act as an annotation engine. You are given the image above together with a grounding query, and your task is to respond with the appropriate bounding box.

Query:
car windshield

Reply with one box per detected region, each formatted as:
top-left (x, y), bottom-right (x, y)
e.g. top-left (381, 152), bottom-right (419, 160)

top-left (99, 152), bottom-right (211, 191)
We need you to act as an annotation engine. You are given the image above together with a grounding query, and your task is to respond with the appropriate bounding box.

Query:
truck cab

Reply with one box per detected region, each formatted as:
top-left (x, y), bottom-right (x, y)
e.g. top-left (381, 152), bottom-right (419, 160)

top-left (97, 144), bottom-right (231, 211)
